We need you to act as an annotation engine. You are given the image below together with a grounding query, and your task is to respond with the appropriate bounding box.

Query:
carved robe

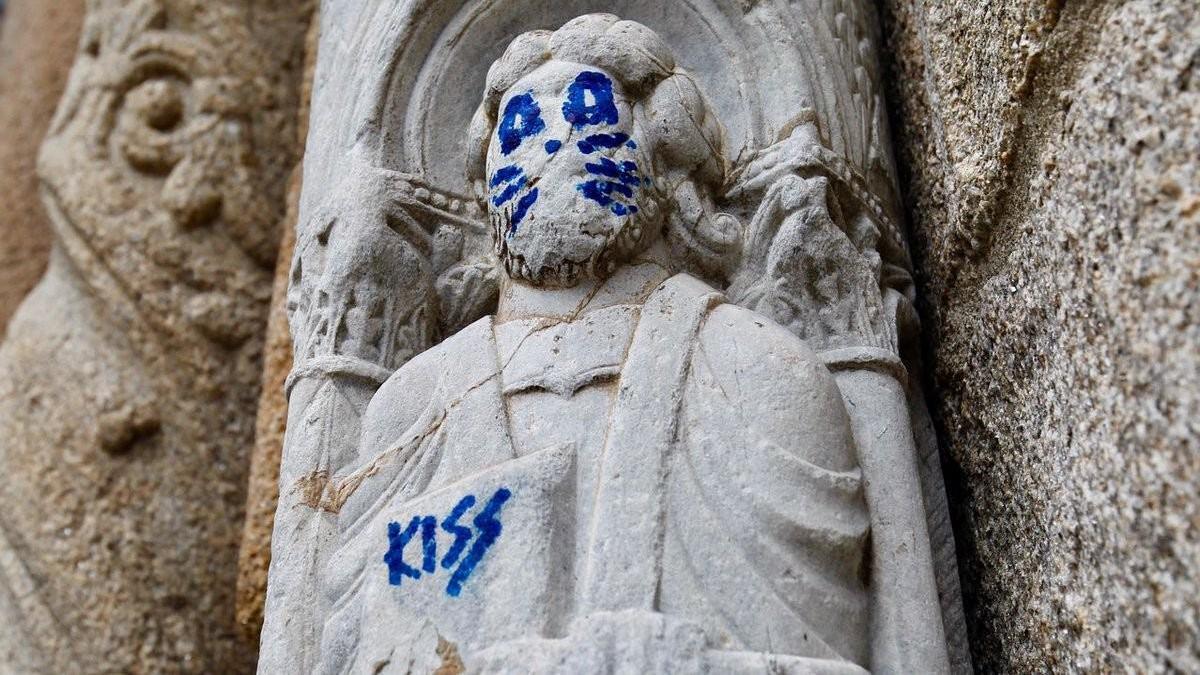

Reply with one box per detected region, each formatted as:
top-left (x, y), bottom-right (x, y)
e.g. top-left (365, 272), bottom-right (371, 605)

top-left (320, 275), bottom-right (872, 674)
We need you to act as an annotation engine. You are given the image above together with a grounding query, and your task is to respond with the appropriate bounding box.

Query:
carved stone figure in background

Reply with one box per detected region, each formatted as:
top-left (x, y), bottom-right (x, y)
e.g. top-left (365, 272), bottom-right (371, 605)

top-left (265, 4), bottom-right (969, 674)
top-left (0, 0), bottom-right (310, 671)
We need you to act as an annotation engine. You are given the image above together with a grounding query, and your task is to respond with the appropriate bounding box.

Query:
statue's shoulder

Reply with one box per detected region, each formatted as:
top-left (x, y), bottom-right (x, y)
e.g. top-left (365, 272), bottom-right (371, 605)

top-left (361, 316), bottom-right (496, 456)
top-left (654, 273), bottom-right (824, 373)
top-left (694, 300), bottom-right (837, 401)
top-left (677, 280), bottom-right (854, 466)
top-left (700, 301), bottom-right (823, 366)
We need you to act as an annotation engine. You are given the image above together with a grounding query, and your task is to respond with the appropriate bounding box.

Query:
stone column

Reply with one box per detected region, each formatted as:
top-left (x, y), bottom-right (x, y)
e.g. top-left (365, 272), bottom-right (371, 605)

top-left (0, 0), bottom-right (313, 672)
top-left (0, 0), bottom-right (85, 334)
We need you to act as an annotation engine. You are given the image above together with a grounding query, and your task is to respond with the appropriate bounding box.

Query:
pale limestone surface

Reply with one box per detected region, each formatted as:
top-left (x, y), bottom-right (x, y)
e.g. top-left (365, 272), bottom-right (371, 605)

top-left (263, 6), bottom-right (967, 674)
top-left (880, 0), bottom-right (1198, 671)
top-left (0, 0), bottom-right (311, 671)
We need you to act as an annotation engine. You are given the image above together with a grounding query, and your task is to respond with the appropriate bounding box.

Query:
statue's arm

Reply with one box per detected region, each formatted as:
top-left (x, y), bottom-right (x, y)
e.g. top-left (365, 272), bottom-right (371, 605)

top-left (724, 136), bottom-right (952, 670)
top-left (330, 344), bottom-right (445, 524)
top-left (831, 364), bottom-right (951, 674)
top-left (356, 360), bottom-right (437, 465)
top-left (696, 303), bottom-right (861, 472)
top-left (701, 303), bottom-right (949, 670)
top-left (262, 197), bottom-right (437, 672)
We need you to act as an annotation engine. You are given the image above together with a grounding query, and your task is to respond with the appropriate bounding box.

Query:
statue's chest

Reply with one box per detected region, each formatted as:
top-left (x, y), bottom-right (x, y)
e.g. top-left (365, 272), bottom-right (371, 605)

top-left (492, 304), bottom-right (639, 456)
top-left (504, 384), bottom-right (616, 460)
top-left (492, 306), bottom-right (638, 581)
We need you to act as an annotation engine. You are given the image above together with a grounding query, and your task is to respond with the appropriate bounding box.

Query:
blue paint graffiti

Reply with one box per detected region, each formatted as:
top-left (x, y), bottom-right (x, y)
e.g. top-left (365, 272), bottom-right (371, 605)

top-left (440, 495), bottom-right (476, 571)
top-left (578, 157), bottom-right (642, 217)
top-left (497, 92), bottom-right (545, 155)
top-left (492, 180), bottom-right (527, 208)
top-left (490, 165), bottom-right (527, 208)
top-left (384, 515), bottom-right (435, 585)
top-left (420, 516), bottom-right (438, 574)
top-left (510, 189), bottom-right (539, 234)
top-left (585, 157), bottom-right (641, 186)
top-left (489, 164), bottom-right (539, 236)
top-left (563, 71), bottom-right (619, 129)
top-left (488, 70), bottom-right (642, 226)
top-left (576, 132), bottom-right (630, 155)
top-left (447, 488), bottom-right (512, 597)
top-left (384, 487), bottom-right (513, 597)
top-left (490, 165), bottom-right (523, 187)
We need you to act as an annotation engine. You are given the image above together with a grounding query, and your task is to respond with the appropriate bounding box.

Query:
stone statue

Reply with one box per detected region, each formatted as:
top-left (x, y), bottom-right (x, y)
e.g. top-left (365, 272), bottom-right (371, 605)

top-left (264, 6), bottom-right (969, 674)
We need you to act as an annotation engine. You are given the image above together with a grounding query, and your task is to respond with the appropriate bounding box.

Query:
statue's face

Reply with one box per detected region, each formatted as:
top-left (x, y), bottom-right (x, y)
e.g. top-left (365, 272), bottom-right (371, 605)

top-left (36, 5), bottom-right (283, 348)
top-left (486, 61), bottom-right (657, 287)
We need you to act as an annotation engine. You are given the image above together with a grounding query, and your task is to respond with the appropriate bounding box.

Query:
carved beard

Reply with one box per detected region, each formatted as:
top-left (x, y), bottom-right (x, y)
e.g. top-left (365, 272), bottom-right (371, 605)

top-left (490, 190), bottom-right (664, 288)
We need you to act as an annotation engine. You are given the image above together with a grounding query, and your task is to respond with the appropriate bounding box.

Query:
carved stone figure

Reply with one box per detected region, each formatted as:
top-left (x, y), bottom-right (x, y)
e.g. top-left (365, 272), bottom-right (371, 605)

top-left (0, 0), bottom-right (311, 671)
top-left (264, 5), bottom-right (969, 674)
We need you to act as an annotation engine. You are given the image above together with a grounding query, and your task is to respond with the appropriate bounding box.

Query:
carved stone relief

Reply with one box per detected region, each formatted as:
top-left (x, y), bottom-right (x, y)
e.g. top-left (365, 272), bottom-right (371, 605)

top-left (264, 3), bottom-right (969, 673)
top-left (0, 0), bottom-right (311, 671)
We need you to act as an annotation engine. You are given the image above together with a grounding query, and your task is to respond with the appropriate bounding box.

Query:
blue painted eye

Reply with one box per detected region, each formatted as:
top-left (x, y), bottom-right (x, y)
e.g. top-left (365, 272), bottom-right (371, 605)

top-left (544, 139), bottom-right (562, 154)
top-left (563, 71), bottom-right (619, 129)
top-left (497, 92), bottom-right (545, 155)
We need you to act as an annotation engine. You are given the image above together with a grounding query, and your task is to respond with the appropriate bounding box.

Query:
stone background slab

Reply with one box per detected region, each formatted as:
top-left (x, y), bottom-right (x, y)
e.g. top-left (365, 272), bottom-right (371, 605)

top-left (880, 1), bottom-right (1198, 670)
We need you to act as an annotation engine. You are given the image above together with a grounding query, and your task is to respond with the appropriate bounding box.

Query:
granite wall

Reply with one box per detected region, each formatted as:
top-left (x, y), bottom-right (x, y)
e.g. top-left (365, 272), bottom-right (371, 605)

top-left (879, 1), bottom-right (1198, 671)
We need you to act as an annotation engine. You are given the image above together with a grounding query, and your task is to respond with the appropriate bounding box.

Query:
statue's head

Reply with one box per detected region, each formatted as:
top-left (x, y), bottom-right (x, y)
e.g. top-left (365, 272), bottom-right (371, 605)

top-left (36, 1), bottom-right (291, 348)
top-left (467, 14), bottom-right (733, 287)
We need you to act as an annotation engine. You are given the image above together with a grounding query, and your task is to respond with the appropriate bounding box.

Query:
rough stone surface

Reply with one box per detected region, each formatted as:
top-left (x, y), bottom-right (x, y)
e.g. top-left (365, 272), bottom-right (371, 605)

top-left (236, 10), bottom-right (320, 647)
top-left (264, 6), bottom-right (963, 673)
top-left (0, 0), bottom-right (313, 672)
top-left (0, 0), bottom-right (85, 335)
top-left (879, 0), bottom-right (1199, 671)
top-left (236, 168), bottom-right (299, 651)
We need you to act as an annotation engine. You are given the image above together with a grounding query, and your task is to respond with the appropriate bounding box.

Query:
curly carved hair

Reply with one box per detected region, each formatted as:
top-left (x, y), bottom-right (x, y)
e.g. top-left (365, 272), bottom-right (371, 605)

top-left (465, 14), bottom-right (738, 279)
